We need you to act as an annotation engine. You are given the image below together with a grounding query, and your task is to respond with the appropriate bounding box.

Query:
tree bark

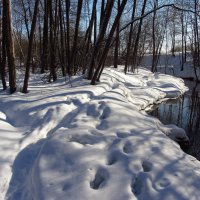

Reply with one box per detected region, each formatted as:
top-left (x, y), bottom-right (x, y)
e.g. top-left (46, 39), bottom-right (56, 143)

top-left (3, 0), bottom-right (16, 93)
top-left (132, 0), bottom-right (147, 72)
top-left (91, 0), bottom-right (128, 84)
top-left (59, 0), bottom-right (66, 76)
top-left (66, 0), bottom-right (70, 75)
top-left (124, 0), bottom-right (137, 74)
top-left (41, 0), bottom-right (49, 73)
top-left (70, 0), bottom-right (83, 75)
top-left (87, 0), bottom-right (115, 80)
top-left (0, 1), bottom-right (7, 90)
top-left (22, 0), bottom-right (40, 93)
top-left (151, 0), bottom-right (158, 73)
top-left (49, 0), bottom-right (57, 82)
top-left (114, 0), bottom-right (121, 69)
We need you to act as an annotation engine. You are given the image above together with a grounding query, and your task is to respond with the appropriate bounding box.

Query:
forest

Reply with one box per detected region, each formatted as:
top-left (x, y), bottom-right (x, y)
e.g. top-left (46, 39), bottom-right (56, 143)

top-left (1, 0), bottom-right (200, 93)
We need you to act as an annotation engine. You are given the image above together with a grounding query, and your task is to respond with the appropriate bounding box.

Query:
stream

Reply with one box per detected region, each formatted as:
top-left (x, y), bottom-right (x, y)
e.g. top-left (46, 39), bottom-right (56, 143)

top-left (150, 80), bottom-right (200, 160)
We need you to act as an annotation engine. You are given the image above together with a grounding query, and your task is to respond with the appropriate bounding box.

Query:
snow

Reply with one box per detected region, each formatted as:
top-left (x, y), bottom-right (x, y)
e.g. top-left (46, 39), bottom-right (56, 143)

top-left (1, 66), bottom-right (200, 200)
top-left (141, 54), bottom-right (200, 80)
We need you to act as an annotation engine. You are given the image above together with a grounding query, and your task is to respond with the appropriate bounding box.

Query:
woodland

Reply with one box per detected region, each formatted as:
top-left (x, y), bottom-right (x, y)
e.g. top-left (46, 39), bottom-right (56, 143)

top-left (1, 0), bottom-right (200, 93)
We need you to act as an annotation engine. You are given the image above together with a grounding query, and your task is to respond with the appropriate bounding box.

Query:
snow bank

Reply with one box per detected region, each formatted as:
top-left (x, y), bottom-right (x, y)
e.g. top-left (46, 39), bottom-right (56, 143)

top-left (141, 54), bottom-right (200, 80)
top-left (1, 66), bottom-right (199, 200)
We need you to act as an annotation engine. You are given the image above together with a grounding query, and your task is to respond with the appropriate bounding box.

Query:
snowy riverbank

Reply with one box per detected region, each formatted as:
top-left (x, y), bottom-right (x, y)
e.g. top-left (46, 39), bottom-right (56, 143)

top-left (1, 67), bottom-right (200, 200)
top-left (141, 53), bottom-right (200, 81)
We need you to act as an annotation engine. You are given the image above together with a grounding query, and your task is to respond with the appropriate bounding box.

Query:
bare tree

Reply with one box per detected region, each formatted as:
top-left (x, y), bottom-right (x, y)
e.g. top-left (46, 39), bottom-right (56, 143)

top-left (41, 0), bottom-right (49, 73)
top-left (3, 0), bottom-right (16, 93)
top-left (87, 0), bottom-right (115, 80)
top-left (22, 0), bottom-right (40, 93)
top-left (114, 0), bottom-right (121, 69)
top-left (91, 0), bottom-right (128, 84)
top-left (124, 0), bottom-right (137, 74)
top-left (0, 0), bottom-right (7, 90)
top-left (69, 0), bottom-right (83, 75)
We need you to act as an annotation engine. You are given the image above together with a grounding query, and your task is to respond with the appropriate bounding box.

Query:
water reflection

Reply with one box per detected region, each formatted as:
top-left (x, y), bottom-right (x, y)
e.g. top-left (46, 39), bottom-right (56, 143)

top-left (150, 81), bottom-right (200, 160)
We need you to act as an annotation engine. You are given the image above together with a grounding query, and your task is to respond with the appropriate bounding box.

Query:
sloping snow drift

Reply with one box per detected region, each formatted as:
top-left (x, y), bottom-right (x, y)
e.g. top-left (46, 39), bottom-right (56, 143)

top-left (1, 67), bottom-right (200, 200)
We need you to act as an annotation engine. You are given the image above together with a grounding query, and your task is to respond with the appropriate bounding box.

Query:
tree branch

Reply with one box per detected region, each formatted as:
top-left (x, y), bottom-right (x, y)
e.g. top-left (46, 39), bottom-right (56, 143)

top-left (120, 3), bottom-right (198, 33)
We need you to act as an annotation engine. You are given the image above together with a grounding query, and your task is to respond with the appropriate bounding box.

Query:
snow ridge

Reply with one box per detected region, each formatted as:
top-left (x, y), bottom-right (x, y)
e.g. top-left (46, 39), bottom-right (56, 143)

top-left (1, 67), bottom-right (200, 200)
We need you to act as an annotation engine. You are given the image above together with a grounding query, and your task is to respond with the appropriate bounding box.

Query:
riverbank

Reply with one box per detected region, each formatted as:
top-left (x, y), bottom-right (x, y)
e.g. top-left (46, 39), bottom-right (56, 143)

top-left (150, 79), bottom-right (200, 161)
top-left (1, 66), bottom-right (200, 200)
top-left (141, 53), bottom-right (200, 81)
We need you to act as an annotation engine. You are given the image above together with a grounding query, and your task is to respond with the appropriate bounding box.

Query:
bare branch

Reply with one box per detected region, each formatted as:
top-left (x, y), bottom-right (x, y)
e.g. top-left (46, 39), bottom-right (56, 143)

top-left (120, 3), bottom-right (198, 33)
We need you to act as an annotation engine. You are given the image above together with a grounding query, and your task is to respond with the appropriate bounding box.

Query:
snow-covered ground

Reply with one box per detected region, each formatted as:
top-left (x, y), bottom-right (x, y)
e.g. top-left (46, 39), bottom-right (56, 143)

top-left (140, 53), bottom-right (200, 80)
top-left (1, 67), bottom-right (200, 200)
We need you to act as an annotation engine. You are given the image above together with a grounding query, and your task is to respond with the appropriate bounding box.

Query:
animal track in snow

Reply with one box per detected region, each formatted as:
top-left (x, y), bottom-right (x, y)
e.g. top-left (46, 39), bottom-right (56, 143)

top-left (62, 183), bottom-right (72, 191)
top-left (68, 134), bottom-right (99, 145)
top-left (96, 120), bottom-right (109, 130)
top-left (90, 168), bottom-right (109, 190)
top-left (123, 141), bottom-right (134, 154)
top-left (157, 177), bottom-right (171, 188)
top-left (131, 173), bottom-right (144, 196)
top-left (99, 106), bottom-right (111, 120)
top-left (116, 132), bottom-right (130, 138)
top-left (142, 160), bottom-right (153, 172)
top-left (86, 104), bottom-right (100, 117)
top-left (107, 152), bottom-right (118, 165)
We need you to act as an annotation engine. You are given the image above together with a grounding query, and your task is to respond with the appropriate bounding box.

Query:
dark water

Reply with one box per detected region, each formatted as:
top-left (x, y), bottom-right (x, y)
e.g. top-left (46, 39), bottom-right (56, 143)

top-left (150, 80), bottom-right (200, 160)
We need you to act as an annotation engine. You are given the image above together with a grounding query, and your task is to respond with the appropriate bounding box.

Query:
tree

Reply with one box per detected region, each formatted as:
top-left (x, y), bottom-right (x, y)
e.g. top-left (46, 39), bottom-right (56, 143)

top-left (22, 0), bottom-right (40, 93)
top-left (0, 0), bottom-right (7, 90)
top-left (69, 0), bottom-right (83, 75)
top-left (3, 0), bottom-right (16, 93)
top-left (131, 0), bottom-right (147, 72)
top-left (91, 0), bottom-right (128, 84)
top-left (124, 0), bottom-right (137, 74)
top-left (41, 0), bottom-right (49, 73)
top-left (49, 0), bottom-right (57, 82)
top-left (87, 0), bottom-right (115, 80)
top-left (114, 0), bottom-right (121, 69)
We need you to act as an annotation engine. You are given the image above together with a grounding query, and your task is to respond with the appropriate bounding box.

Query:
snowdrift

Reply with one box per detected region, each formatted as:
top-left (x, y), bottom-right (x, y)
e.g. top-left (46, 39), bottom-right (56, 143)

top-left (1, 67), bottom-right (200, 200)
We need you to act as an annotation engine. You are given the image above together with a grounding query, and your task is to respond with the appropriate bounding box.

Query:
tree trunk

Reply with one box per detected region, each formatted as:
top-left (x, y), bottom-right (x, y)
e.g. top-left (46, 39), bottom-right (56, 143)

top-left (100, 0), bottom-right (105, 28)
top-left (91, 0), bottom-right (128, 84)
top-left (3, 0), bottom-right (16, 93)
top-left (114, 0), bottom-right (120, 69)
top-left (87, 0), bottom-right (115, 80)
top-left (0, 1), bottom-right (7, 90)
top-left (41, 0), bottom-right (49, 73)
top-left (22, 0), bottom-right (40, 93)
top-left (49, 0), bottom-right (57, 82)
top-left (20, 0), bottom-right (30, 39)
top-left (59, 0), bottom-right (66, 76)
top-left (66, 0), bottom-right (70, 75)
top-left (124, 0), bottom-right (137, 74)
top-left (70, 0), bottom-right (83, 75)
top-left (151, 0), bottom-right (158, 73)
top-left (83, 0), bottom-right (97, 75)
top-left (132, 0), bottom-right (147, 72)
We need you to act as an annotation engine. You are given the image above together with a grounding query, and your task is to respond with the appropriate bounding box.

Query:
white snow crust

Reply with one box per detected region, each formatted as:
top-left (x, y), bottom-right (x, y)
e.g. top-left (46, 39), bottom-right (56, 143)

top-left (1, 67), bottom-right (200, 200)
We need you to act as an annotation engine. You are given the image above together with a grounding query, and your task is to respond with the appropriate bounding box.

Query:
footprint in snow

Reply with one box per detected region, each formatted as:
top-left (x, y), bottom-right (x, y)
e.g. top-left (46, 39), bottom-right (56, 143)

top-left (68, 134), bottom-right (98, 145)
top-left (157, 177), bottom-right (171, 188)
top-left (131, 173), bottom-right (144, 196)
top-left (116, 131), bottom-right (130, 138)
top-left (87, 104), bottom-right (100, 118)
top-left (107, 152), bottom-right (119, 165)
top-left (99, 106), bottom-right (111, 120)
top-left (131, 172), bottom-right (152, 196)
top-left (123, 141), bottom-right (134, 154)
top-left (62, 183), bottom-right (72, 191)
top-left (90, 168), bottom-right (109, 190)
top-left (142, 160), bottom-right (153, 172)
top-left (96, 120), bottom-right (109, 130)
top-left (131, 160), bottom-right (153, 196)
